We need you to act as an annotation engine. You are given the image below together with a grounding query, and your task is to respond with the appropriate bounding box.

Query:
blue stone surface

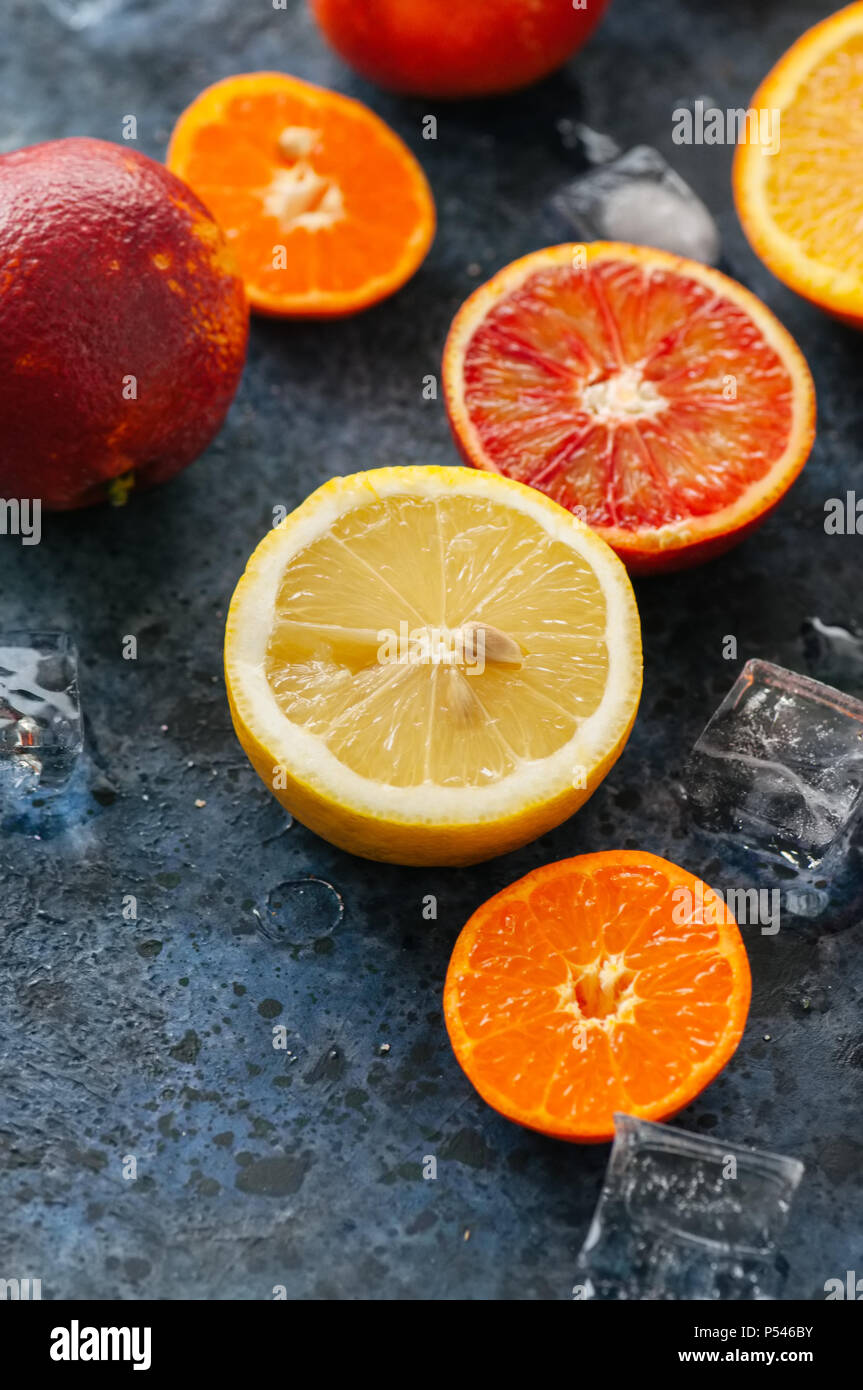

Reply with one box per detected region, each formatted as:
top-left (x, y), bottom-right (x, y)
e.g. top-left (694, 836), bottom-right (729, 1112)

top-left (0, 0), bottom-right (860, 1299)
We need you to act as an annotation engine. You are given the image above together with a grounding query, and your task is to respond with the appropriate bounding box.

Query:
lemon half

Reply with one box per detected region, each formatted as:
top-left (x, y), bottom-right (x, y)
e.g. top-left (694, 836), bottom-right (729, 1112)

top-left (224, 466), bottom-right (642, 865)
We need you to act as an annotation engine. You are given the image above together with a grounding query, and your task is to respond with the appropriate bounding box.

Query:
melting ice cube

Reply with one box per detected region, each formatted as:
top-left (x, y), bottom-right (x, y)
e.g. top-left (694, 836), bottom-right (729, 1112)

top-left (554, 119), bottom-right (622, 167)
top-left (574, 1114), bottom-right (803, 1301)
top-left (800, 617), bottom-right (863, 694)
top-left (0, 633), bottom-right (83, 795)
top-left (548, 145), bottom-right (721, 265)
top-left (682, 659), bottom-right (863, 872)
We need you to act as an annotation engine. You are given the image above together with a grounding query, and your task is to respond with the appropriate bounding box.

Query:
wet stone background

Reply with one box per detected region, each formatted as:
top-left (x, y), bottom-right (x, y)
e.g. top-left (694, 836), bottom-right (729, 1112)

top-left (1, 0), bottom-right (861, 1300)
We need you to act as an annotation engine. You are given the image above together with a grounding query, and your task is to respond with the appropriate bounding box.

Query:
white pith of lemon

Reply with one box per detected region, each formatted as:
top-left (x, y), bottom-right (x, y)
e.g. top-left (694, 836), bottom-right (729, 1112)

top-left (224, 466), bottom-right (642, 865)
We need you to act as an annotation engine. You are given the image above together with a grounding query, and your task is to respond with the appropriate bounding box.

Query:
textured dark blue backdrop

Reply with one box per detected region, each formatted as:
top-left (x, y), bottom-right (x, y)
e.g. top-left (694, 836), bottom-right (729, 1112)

top-left (0, 0), bottom-right (860, 1300)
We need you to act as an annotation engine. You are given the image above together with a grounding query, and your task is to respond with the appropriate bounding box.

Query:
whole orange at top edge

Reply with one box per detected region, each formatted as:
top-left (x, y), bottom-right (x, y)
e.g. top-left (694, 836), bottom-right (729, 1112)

top-left (0, 138), bottom-right (248, 510)
top-left (733, 1), bottom-right (863, 328)
top-left (444, 851), bottom-right (752, 1143)
top-left (167, 72), bottom-right (435, 318)
top-left (309, 0), bottom-right (611, 98)
top-left (442, 242), bottom-right (816, 574)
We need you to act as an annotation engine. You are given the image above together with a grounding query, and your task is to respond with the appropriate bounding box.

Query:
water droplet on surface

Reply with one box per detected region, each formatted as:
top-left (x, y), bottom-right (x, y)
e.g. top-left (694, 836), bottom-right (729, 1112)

top-left (262, 814), bottom-right (293, 843)
top-left (258, 877), bottom-right (344, 947)
top-left (784, 884), bottom-right (829, 918)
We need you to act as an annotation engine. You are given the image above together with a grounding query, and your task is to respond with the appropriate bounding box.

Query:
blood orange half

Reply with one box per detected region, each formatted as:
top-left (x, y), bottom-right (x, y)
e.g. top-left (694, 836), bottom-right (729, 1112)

top-left (442, 243), bottom-right (816, 574)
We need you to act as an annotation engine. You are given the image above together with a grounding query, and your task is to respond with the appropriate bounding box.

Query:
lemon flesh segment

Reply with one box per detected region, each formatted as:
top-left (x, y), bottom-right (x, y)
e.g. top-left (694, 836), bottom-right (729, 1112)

top-left (264, 493), bottom-right (610, 790)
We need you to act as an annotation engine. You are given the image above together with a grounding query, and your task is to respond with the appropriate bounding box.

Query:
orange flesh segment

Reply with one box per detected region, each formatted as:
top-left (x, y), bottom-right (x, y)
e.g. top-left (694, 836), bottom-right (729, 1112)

top-left (763, 31), bottom-right (863, 279)
top-left (170, 77), bottom-right (434, 309)
top-left (460, 259), bottom-right (796, 532)
top-left (444, 852), bottom-right (751, 1141)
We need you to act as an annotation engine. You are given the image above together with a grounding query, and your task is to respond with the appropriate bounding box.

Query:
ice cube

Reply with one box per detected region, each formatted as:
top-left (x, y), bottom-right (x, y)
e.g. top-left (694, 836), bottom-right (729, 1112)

top-left (682, 659), bottom-right (863, 871)
top-left (554, 119), bottom-right (621, 166)
top-left (801, 617), bottom-right (863, 694)
top-left (0, 633), bottom-right (83, 795)
top-left (573, 1114), bottom-right (804, 1301)
top-left (548, 145), bottom-right (721, 265)
top-left (39, 0), bottom-right (125, 29)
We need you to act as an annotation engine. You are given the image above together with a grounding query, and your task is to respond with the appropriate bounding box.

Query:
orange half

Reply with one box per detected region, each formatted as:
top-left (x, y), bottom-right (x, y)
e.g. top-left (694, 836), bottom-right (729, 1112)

top-left (442, 243), bottom-right (815, 573)
top-left (734, 1), bottom-right (863, 327)
top-left (444, 850), bottom-right (752, 1143)
top-left (167, 72), bottom-right (435, 317)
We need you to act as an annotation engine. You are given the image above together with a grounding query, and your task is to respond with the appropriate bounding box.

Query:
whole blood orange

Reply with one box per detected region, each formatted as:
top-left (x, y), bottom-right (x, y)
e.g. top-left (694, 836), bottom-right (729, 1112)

top-left (0, 138), bottom-right (248, 510)
top-left (444, 851), bottom-right (752, 1142)
top-left (309, 0), bottom-right (610, 98)
top-left (443, 242), bottom-right (816, 574)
